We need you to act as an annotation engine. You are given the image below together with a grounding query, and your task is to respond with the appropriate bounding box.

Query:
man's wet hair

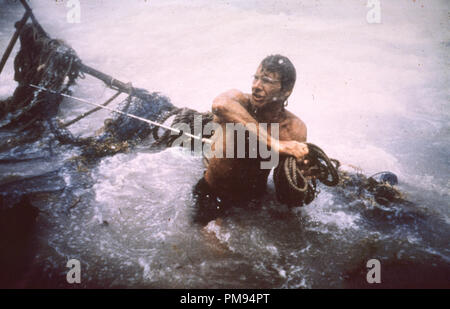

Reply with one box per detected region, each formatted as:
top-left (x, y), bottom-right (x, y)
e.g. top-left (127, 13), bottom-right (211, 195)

top-left (260, 54), bottom-right (296, 93)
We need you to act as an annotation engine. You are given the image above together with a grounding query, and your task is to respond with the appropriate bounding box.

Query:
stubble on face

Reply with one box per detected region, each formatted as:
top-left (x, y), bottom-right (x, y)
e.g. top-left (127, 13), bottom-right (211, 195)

top-left (251, 65), bottom-right (282, 110)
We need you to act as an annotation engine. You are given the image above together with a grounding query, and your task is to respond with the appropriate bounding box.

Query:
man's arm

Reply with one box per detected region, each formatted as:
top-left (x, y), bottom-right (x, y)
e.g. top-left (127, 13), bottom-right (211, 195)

top-left (212, 89), bottom-right (253, 124)
top-left (212, 90), bottom-right (308, 160)
top-left (285, 114), bottom-right (307, 143)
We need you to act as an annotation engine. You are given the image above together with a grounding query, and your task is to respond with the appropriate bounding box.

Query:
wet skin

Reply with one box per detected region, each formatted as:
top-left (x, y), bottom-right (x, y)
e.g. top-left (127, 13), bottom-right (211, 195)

top-left (204, 65), bottom-right (308, 200)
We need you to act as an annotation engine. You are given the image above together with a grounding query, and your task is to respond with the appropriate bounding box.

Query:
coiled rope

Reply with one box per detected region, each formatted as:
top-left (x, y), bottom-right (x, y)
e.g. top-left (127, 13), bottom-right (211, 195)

top-left (274, 143), bottom-right (340, 207)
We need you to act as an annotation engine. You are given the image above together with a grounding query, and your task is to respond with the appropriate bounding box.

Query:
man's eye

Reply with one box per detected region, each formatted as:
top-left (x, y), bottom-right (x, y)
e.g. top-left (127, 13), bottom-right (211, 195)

top-left (253, 75), bottom-right (279, 85)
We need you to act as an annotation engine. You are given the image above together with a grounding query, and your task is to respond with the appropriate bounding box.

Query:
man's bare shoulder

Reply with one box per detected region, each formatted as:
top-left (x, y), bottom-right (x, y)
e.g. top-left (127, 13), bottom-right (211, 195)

top-left (283, 109), bottom-right (307, 142)
top-left (216, 89), bottom-right (251, 108)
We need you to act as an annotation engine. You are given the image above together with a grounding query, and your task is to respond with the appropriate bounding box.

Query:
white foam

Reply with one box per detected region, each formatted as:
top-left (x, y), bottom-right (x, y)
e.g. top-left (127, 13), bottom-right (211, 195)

top-left (1, 0), bottom-right (447, 288)
top-left (205, 220), bottom-right (231, 244)
top-left (265, 245), bottom-right (279, 257)
top-left (300, 191), bottom-right (362, 231)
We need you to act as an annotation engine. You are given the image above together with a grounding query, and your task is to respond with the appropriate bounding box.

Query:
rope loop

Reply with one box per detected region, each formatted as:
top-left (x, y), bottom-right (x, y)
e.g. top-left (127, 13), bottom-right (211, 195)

top-left (274, 143), bottom-right (340, 207)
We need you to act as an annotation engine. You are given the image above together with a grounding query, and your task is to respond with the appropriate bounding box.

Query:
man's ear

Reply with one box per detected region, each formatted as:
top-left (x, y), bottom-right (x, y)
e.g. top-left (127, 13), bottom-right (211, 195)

top-left (283, 89), bottom-right (293, 99)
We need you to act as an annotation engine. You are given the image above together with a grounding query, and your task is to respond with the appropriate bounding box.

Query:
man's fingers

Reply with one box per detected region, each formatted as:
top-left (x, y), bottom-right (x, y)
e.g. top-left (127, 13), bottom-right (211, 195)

top-left (296, 143), bottom-right (308, 160)
top-left (302, 144), bottom-right (309, 155)
top-left (283, 141), bottom-right (309, 160)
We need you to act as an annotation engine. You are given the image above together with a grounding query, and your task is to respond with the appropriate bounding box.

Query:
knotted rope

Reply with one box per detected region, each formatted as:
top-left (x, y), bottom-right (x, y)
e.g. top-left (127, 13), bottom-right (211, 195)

top-left (274, 143), bottom-right (340, 207)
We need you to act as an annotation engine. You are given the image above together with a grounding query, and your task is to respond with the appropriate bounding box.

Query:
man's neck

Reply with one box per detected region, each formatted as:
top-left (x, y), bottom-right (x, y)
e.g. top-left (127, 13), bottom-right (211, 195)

top-left (253, 102), bottom-right (285, 123)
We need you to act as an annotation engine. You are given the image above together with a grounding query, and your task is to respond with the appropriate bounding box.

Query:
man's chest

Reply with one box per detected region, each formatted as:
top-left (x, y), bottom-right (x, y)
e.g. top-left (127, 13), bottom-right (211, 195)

top-left (267, 121), bottom-right (293, 141)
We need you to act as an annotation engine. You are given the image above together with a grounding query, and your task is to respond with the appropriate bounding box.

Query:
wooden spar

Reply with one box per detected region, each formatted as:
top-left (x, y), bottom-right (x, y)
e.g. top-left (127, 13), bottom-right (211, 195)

top-left (79, 63), bottom-right (138, 95)
top-left (63, 63), bottom-right (141, 125)
top-left (0, 0), bottom-right (49, 75)
top-left (18, 0), bottom-right (44, 31)
top-left (3, 0), bottom-right (142, 124)
top-left (0, 11), bottom-right (30, 75)
top-left (4, 0), bottom-right (139, 96)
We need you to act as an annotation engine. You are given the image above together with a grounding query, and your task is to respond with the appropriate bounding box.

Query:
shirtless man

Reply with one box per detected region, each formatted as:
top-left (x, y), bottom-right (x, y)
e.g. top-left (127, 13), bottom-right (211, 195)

top-left (193, 55), bottom-right (309, 224)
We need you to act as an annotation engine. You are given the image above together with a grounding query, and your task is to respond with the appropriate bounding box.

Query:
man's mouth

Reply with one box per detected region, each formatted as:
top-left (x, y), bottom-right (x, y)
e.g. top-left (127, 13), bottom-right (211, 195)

top-left (252, 93), bottom-right (264, 102)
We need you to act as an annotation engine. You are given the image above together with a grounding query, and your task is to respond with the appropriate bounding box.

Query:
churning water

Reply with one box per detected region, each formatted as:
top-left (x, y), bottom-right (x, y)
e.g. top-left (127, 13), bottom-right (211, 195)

top-left (0, 0), bottom-right (448, 288)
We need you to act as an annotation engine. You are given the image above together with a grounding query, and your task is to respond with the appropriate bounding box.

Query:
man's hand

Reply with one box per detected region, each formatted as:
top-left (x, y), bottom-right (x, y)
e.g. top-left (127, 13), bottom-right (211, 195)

top-left (279, 140), bottom-right (309, 161)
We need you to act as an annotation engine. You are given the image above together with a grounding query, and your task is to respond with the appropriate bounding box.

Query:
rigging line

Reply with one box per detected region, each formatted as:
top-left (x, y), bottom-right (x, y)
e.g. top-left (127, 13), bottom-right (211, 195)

top-left (29, 84), bottom-right (213, 144)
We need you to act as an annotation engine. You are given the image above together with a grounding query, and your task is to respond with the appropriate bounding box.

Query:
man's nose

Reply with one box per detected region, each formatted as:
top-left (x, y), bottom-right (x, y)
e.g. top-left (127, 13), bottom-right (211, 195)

top-left (253, 79), bottom-right (263, 91)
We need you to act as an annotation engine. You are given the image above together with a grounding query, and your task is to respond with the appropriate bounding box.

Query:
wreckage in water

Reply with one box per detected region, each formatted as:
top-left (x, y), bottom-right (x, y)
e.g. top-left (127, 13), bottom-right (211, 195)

top-left (1, 0), bottom-right (440, 290)
top-left (0, 0), bottom-right (353, 208)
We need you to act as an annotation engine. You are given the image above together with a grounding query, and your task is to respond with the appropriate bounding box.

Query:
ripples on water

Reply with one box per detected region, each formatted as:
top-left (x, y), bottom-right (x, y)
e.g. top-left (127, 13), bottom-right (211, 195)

top-left (20, 146), bottom-right (448, 288)
top-left (0, 0), bottom-right (449, 288)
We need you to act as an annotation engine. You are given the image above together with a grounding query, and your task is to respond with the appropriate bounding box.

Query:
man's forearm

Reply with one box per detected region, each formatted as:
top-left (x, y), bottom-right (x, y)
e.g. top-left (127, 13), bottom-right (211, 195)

top-left (213, 99), bottom-right (282, 154)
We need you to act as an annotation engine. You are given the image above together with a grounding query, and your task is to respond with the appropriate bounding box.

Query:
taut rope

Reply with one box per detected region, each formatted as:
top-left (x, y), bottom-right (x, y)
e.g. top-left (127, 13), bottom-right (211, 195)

top-left (29, 84), bottom-right (213, 145)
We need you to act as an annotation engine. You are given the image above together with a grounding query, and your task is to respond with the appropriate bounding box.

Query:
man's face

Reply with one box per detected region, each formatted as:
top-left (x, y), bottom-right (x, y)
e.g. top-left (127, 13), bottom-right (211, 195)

top-left (251, 65), bottom-right (283, 109)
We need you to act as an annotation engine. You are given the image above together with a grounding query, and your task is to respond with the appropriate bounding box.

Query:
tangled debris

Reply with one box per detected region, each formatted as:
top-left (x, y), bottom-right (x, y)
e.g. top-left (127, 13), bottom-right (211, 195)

top-left (0, 22), bottom-right (80, 131)
top-left (0, 9), bottom-right (402, 209)
top-left (0, 18), bottom-right (212, 159)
